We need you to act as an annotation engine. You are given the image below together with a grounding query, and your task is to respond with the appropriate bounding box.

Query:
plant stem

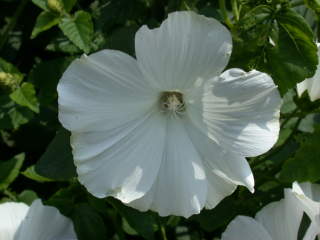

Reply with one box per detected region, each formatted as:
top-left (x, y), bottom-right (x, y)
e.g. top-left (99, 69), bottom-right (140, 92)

top-left (160, 224), bottom-right (168, 240)
top-left (0, 0), bottom-right (29, 52)
top-left (231, 0), bottom-right (239, 22)
top-left (219, 0), bottom-right (233, 28)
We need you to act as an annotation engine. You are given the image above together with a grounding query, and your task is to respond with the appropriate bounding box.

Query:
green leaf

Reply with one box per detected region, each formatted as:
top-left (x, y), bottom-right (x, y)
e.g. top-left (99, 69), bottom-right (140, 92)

top-left (31, 11), bottom-right (60, 39)
top-left (280, 130), bottom-right (320, 182)
top-left (10, 82), bottom-right (39, 113)
top-left (61, 0), bottom-right (76, 12)
top-left (108, 198), bottom-right (157, 240)
top-left (31, 0), bottom-right (49, 11)
top-left (71, 204), bottom-right (108, 240)
top-left (266, 8), bottom-right (318, 95)
top-left (58, 11), bottom-right (93, 53)
top-left (22, 165), bottom-right (54, 182)
top-left (17, 190), bottom-right (38, 205)
top-left (35, 128), bottom-right (76, 180)
top-left (0, 153), bottom-right (25, 191)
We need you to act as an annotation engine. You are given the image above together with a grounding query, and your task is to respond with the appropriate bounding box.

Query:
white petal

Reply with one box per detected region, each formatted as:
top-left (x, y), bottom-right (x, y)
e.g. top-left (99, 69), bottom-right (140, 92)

top-left (73, 112), bottom-right (166, 203)
top-left (292, 182), bottom-right (320, 233)
top-left (128, 117), bottom-right (207, 218)
top-left (58, 49), bottom-right (157, 133)
top-left (297, 79), bottom-right (309, 97)
top-left (14, 200), bottom-right (76, 240)
top-left (255, 190), bottom-right (303, 240)
top-left (204, 171), bottom-right (237, 209)
top-left (135, 11), bottom-right (232, 90)
top-left (0, 202), bottom-right (29, 240)
top-left (221, 216), bottom-right (273, 240)
top-left (186, 68), bottom-right (281, 157)
top-left (185, 118), bottom-right (254, 192)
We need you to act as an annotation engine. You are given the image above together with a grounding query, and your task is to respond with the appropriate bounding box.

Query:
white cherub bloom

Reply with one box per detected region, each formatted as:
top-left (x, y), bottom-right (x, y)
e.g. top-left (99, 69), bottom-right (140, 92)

top-left (221, 182), bottom-right (320, 240)
top-left (297, 43), bottom-right (320, 102)
top-left (0, 200), bottom-right (77, 240)
top-left (292, 182), bottom-right (320, 240)
top-left (57, 11), bottom-right (281, 217)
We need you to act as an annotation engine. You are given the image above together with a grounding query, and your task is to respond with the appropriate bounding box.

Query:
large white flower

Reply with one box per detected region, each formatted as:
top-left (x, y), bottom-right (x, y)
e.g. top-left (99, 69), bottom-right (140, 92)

top-left (292, 182), bottom-right (320, 240)
top-left (221, 188), bottom-right (303, 240)
top-left (0, 200), bottom-right (77, 240)
top-left (57, 11), bottom-right (281, 217)
top-left (221, 182), bottom-right (320, 240)
top-left (297, 43), bottom-right (320, 102)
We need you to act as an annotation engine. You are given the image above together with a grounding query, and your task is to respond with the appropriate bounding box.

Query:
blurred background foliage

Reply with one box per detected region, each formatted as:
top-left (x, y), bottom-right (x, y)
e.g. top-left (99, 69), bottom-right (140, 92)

top-left (1, 0), bottom-right (320, 239)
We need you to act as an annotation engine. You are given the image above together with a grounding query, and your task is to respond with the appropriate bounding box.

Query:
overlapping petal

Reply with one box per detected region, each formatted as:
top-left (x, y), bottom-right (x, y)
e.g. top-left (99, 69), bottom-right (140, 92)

top-left (135, 11), bottom-right (232, 90)
top-left (186, 68), bottom-right (281, 157)
top-left (58, 50), bottom-right (157, 133)
top-left (222, 186), bottom-right (306, 240)
top-left (0, 202), bottom-right (29, 240)
top-left (128, 117), bottom-right (207, 218)
top-left (14, 200), bottom-right (76, 240)
top-left (222, 216), bottom-right (273, 240)
top-left (291, 182), bottom-right (320, 240)
top-left (72, 112), bottom-right (167, 202)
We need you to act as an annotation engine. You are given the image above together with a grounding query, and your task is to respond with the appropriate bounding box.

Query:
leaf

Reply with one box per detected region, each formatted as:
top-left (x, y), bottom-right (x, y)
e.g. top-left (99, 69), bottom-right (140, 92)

top-left (58, 11), bottom-right (93, 53)
top-left (0, 153), bottom-right (25, 191)
top-left (0, 58), bottom-right (23, 90)
top-left (28, 57), bottom-right (73, 104)
top-left (61, 0), bottom-right (76, 12)
top-left (280, 130), bottom-right (320, 182)
top-left (71, 203), bottom-right (108, 240)
top-left (10, 82), bottom-right (39, 113)
top-left (22, 165), bottom-right (54, 182)
top-left (31, 11), bottom-right (60, 39)
top-left (266, 8), bottom-right (318, 95)
top-left (108, 198), bottom-right (157, 240)
top-left (17, 190), bottom-right (38, 205)
top-left (31, 0), bottom-right (49, 11)
top-left (35, 128), bottom-right (76, 180)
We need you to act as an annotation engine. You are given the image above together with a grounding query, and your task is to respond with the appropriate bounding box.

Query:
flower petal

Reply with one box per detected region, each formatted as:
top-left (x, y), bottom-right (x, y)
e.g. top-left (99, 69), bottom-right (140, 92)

top-left (135, 11), bottom-right (232, 90)
top-left (128, 117), bottom-right (207, 218)
top-left (221, 216), bottom-right (273, 240)
top-left (204, 171), bottom-right (237, 209)
top-left (185, 120), bottom-right (254, 193)
top-left (255, 189), bottom-right (303, 240)
top-left (72, 112), bottom-right (166, 203)
top-left (0, 202), bottom-right (29, 240)
top-left (58, 49), bottom-right (156, 133)
top-left (292, 181), bottom-right (320, 236)
top-left (14, 200), bottom-right (76, 240)
top-left (186, 68), bottom-right (281, 157)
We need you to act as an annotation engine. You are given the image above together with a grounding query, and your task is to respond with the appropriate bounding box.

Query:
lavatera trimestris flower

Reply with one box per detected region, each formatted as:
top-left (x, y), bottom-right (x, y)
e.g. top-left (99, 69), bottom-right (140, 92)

top-left (221, 182), bottom-right (320, 240)
top-left (57, 11), bottom-right (281, 217)
top-left (0, 199), bottom-right (76, 240)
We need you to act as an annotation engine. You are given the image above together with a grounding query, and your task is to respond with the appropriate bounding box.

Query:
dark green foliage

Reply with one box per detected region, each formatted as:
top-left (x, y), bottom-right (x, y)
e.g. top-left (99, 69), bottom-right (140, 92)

top-left (1, 0), bottom-right (320, 239)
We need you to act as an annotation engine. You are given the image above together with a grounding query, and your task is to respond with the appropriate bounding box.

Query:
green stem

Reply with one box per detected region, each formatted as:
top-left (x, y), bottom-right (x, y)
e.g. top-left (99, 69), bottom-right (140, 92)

top-left (0, 0), bottom-right (29, 52)
top-left (219, 0), bottom-right (233, 28)
top-left (231, 0), bottom-right (239, 22)
top-left (3, 189), bottom-right (17, 201)
top-left (160, 224), bottom-right (168, 240)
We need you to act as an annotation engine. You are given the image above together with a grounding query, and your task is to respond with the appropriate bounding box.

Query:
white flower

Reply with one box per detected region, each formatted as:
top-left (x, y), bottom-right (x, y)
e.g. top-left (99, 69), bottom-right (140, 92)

top-left (221, 182), bottom-right (320, 240)
top-left (221, 187), bottom-right (304, 240)
top-left (297, 43), bottom-right (320, 101)
top-left (57, 11), bottom-right (281, 217)
top-left (292, 182), bottom-right (320, 240)
top-left (0, 202), bottom-right (28, 240)
top-left (0, 200), bottom-right (77, 240)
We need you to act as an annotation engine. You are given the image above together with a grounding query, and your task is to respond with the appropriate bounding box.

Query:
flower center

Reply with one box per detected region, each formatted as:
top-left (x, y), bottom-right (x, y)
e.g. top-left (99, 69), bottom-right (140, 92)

top-left (159, 91), bottom-right (185, 114)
